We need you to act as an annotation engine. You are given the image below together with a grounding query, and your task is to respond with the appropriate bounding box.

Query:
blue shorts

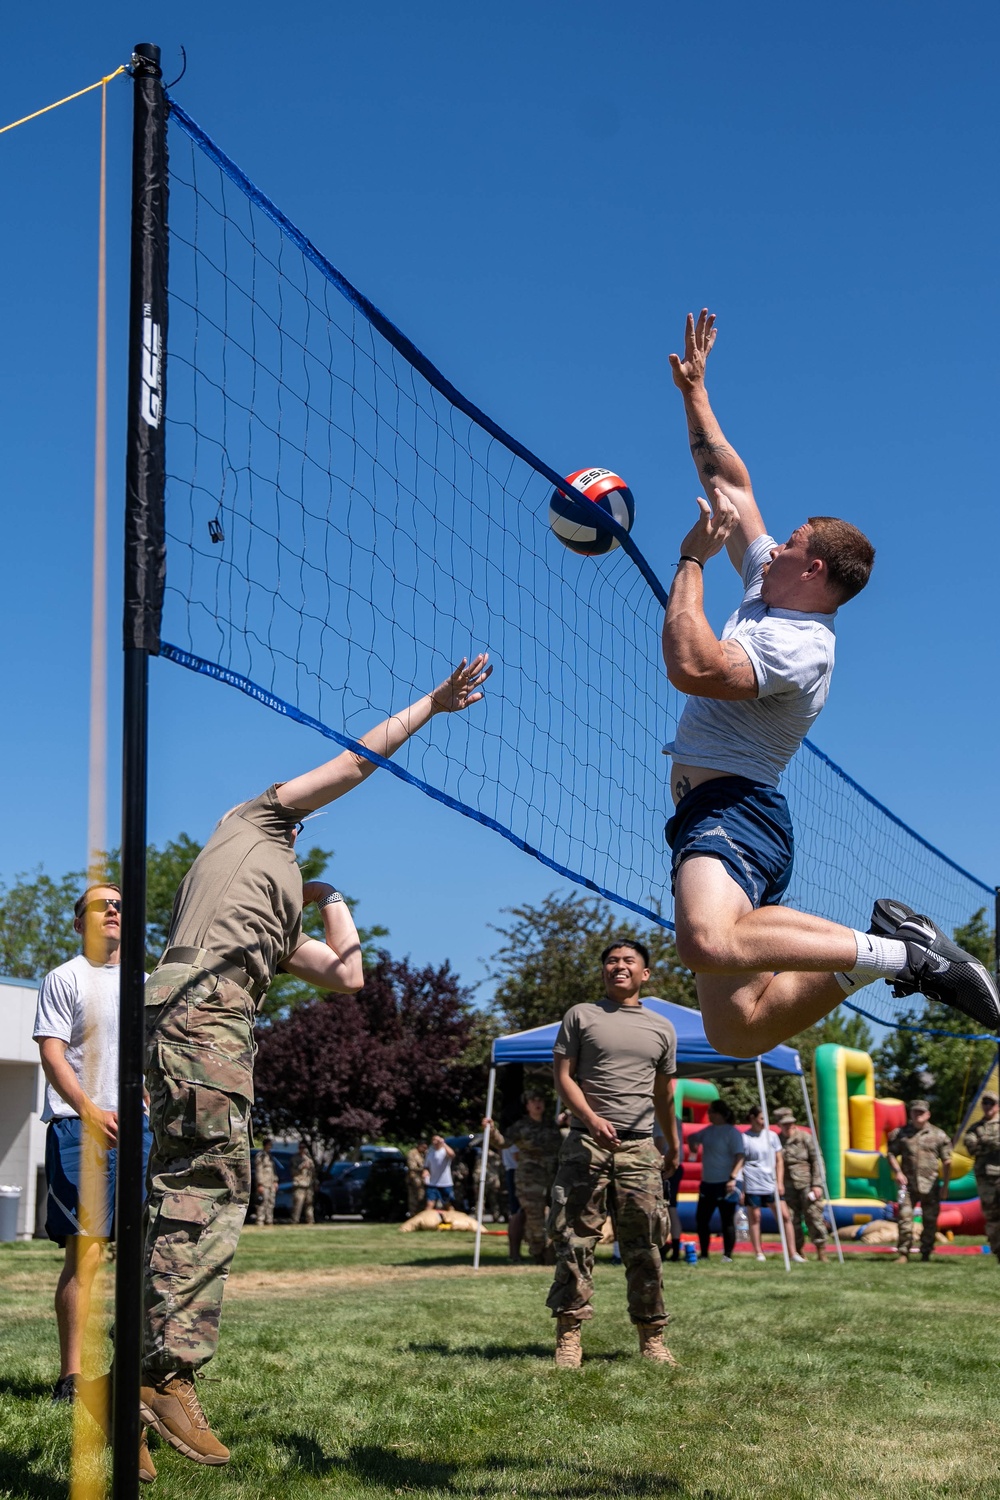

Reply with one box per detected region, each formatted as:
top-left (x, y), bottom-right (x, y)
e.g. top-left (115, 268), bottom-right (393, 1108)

top-left (426, 1184), bottom-right (454, 1208)
top-left (45, 1116), bottom-right (153, 1246)
top-left (744, 1192), bottom-right (777, 1209)
top-left (665, 777), bottom-right (794, 910)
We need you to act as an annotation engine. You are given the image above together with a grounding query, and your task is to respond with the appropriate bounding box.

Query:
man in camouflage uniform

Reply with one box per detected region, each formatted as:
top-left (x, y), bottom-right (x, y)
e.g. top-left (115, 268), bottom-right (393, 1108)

top-left (484, 1092), bottom-right (561, 1261)
top-left (406, 1140), bottom-right (428, 1217)
top-left (772, 1107), bottom-right (828, 1262)
top-left (290, 1142), bottom-right (317, 1223)
top-left (544, 940), bottom-right (680, 1369)
top-left (963, 1090), bottom-right (1000, 1258)
top-left (134, 657), bottom-right (490, 1470)
top-left (255, 1138), bottom-right (279, 1225)
top-left (887, 1100), bottom-right (951, 1261)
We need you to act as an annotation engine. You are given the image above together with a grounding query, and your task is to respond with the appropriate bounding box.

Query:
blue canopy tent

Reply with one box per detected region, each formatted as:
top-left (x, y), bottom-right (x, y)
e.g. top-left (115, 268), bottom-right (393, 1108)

top-left (474, 999), bottom-right (843, 1269)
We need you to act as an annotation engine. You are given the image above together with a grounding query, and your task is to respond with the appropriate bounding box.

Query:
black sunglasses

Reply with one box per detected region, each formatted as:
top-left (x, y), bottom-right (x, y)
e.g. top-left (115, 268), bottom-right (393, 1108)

top-left (84, 898), bottom-right (122, 914)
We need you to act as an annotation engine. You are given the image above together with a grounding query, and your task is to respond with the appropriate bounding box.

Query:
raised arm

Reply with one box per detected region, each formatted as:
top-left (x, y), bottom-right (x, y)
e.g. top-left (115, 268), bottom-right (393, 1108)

top-left (281, 880), bottom-right (364, 993)
top-left (661, 491), bottom-right (758, 700)
top-left (277, 654), bottom-right (491, 812)
top-left (669, 309), bottom-right (767, 572)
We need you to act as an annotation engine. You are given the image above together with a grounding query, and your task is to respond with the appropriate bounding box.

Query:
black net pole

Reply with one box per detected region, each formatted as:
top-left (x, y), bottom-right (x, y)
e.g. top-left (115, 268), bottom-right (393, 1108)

top-left (114, 42), bottom-right (167, 1500)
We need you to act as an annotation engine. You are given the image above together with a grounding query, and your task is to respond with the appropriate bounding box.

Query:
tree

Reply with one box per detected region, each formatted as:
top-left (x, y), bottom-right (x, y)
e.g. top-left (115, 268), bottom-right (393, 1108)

top-left (253, 952), bottom-right (480, 1157)
top-left (489, 890), bottom-right (697, 1034)
top-left (0, 837), bottom-right (386, 1012)
top-left (874, 907), bottom-right (997, 1135)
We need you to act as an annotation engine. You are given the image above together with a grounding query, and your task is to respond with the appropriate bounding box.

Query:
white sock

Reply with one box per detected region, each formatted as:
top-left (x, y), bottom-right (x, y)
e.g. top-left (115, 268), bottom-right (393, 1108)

top-left (834, 931), bottom-right (908, 994)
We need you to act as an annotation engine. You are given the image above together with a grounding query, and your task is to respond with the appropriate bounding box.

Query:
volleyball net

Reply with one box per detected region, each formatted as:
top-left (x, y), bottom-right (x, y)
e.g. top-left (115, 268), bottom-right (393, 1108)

top-left (159, 99), bottom-right (993, 1032)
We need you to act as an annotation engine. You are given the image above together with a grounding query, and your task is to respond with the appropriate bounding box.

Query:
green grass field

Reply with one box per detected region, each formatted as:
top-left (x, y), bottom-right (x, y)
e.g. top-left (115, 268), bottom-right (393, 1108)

top-left (1, 1225), bottom-right (997, 1500)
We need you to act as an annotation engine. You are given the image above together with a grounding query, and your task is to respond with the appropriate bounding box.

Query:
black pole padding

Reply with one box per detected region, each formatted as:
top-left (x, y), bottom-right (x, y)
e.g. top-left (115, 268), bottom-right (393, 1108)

top-left (114, 42), bottom-right (168, 1500)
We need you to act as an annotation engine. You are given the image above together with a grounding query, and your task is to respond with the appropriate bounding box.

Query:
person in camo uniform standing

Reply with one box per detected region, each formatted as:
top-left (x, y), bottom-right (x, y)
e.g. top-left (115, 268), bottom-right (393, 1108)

top-left (290, 1142), bottom-right (317, 1224)
top-left (887, 1100), bottom-right (951, 1262)
top-left (483, 1091), bottom-right (562, 1262)
top-left (963, 1090), bottom-right (1000, 1259)
top-left (545, 940), bottom-right (679, 1370)
top-left (254, 1138), bottom-right (279, 1225)
top-left (130, 655), bottom-right (491, 1473)
top-left (772, 1108), bottom-right (828, 1262)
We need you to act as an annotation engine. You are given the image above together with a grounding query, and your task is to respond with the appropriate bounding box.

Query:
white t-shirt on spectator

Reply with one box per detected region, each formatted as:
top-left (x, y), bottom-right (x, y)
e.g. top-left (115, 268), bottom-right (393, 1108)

top-left (424, 1145), bottom-right (453, 1189)
top-left (740, 1127), bottom-right (782, 1193)
top-left (33, 954), bottom-right (120, 1122)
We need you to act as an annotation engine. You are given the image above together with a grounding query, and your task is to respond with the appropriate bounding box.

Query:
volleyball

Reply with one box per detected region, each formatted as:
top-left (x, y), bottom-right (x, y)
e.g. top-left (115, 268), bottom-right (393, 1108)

top-left (548, 468), bottom-right (635, 555)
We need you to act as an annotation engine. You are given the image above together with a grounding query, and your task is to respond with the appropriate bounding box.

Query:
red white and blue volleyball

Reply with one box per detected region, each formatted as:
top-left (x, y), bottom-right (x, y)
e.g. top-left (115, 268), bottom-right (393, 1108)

top-left (548, 468), bottom-right (635, 556)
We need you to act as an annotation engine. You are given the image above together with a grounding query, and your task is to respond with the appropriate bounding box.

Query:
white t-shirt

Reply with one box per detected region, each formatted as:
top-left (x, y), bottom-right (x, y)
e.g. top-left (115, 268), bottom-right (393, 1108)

top-left (740, 1127), bottom-right (782, 1193)
top-left (666, 534), bottom-right (837, 786)
top-left (33, 954), bottom-right (121, 1122)
top-left (424, 1145), bottom-right (453, 1189)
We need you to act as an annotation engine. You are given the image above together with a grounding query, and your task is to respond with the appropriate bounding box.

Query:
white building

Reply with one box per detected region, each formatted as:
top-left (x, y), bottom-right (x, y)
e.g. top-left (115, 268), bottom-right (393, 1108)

top-left (0, 974), bottom-right (47, 1238)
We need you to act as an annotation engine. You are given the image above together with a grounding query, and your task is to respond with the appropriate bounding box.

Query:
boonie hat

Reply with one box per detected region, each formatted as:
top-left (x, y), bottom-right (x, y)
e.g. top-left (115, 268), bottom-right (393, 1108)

top-left (772, 1108), bottom-right (796, 1124)
top-left (981, 1091), bottom-right (999, 1106)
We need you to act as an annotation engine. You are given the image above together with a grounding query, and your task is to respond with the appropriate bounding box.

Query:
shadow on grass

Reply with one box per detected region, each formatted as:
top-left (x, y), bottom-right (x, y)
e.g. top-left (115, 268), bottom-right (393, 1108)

top-left (0, 1375), bottom-right (53, 1401)
top-left (278, 1441), bottom-right (688, 1497)
top-left (407, 1340), bottom-right (630, 1363)
top-left (0, 1450), bottom-right (67, 1500)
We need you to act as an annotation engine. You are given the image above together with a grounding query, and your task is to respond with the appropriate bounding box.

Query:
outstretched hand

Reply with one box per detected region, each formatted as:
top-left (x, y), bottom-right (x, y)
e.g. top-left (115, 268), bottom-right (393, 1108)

top-left (679, 488), bottom-right (738, 565)
top-left (668, 308), bottom-right (717, 393)
top-left (429, 653), bottom-right (492, 714)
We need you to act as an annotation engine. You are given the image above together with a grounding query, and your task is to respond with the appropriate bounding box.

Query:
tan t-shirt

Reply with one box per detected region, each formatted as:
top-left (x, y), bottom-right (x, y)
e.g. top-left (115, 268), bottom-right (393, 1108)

top-left (165, 785), bottom-right (306, 990)
top-left (553, 999), bottom-right (677, 1134)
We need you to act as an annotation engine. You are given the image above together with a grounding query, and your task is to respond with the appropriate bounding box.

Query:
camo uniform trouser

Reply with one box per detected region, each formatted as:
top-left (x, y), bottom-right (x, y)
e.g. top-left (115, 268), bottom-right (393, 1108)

top-left (545, 1132), bottom-right (668, 1328)
top-left (142, 963), bottom-right (255, 1378)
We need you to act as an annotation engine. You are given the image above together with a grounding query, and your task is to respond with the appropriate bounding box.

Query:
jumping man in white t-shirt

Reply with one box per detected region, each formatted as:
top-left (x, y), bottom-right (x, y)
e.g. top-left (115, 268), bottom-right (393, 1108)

top-left (662, 310), bottom-right (999, 1055)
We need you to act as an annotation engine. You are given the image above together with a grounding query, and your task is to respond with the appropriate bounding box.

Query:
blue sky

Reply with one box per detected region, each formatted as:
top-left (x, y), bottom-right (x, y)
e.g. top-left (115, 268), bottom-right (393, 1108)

top-left (2, 2), bottom-right (997, 1003)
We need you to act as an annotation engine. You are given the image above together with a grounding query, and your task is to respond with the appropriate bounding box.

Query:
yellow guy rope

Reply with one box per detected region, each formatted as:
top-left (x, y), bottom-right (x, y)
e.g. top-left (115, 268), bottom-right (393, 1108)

top-left (70, 73), bottom-right (113, 1500)
top-left (0, 65), bottom-right (126, 136)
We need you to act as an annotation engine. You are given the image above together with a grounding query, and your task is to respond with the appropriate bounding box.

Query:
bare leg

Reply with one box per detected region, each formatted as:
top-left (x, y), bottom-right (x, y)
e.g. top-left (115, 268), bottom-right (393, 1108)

top-left (675, 857), bottom-right (857, 1053)
top-left (748, 1205), bottom-right (763, 1256)
top-left (55, 1236), bottom-right (104, 1377)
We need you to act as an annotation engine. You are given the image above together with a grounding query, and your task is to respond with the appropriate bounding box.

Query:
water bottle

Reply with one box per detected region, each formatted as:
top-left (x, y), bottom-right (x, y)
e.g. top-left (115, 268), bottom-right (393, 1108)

top-left (734, 1206), bottom-right (750, 1243)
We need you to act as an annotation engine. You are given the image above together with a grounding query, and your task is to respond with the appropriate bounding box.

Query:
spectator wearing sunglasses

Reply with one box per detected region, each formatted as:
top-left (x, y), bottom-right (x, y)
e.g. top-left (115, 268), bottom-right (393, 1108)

top-left (33, 884), bottom-right (152, 1403)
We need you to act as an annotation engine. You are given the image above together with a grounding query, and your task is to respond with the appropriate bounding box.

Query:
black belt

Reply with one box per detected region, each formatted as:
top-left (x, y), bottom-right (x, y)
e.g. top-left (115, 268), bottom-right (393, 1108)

top-left (571, 1127), bottom-right (652, 1141)
top-left (158, 946), bottom-right (268, 1003)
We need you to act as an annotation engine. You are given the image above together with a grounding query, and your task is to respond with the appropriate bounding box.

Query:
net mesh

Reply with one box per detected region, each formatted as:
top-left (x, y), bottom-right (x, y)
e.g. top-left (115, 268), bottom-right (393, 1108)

top-left (161, 101), bottom-right (993, 1030)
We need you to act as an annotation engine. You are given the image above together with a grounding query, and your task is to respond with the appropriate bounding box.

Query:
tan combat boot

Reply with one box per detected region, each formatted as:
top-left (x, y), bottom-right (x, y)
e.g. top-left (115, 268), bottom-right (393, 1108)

top-left (140, 1373), bottom-right (230, 1465)
top-left (139, 1427), bottom-right (156, 1484)
top-left (637, 1323), bottom-right (679, 1366)
top-left (554, 1316), bottom-right (583, 1369)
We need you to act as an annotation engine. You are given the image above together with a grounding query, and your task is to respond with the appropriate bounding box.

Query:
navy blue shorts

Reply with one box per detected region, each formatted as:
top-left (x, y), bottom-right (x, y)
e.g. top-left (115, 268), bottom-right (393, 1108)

top-left (665, 777), bottom-right (794, 910)
top-left (45, 1116), bottom-right (152, 1246)
top-left (426, 1184), bottom-right (454, 1208)
top-left (744, 1191), bottom-right (777, 1209)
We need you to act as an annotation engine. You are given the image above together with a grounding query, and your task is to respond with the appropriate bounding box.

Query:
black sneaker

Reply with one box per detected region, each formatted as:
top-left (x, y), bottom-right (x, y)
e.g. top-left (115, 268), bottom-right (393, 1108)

top-left (892, 913), bottom-right (1000, 1028)
top-left (869, 899), bottom-right (916, 938)
top-left (51, 1374), bottom-right (77, 1404)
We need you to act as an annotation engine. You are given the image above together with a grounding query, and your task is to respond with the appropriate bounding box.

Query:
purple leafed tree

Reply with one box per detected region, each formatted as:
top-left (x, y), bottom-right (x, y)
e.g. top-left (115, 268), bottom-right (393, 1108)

top-left (253, 952), bottom-right (482, 1158)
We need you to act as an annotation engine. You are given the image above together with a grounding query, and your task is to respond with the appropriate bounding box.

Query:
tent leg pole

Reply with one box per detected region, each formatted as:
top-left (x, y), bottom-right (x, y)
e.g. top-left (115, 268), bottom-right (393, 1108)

top-left (799, 1068), bottom-right (844, 1265)
top-left (755, 1058), bottom-right (790, 1272)
top-left (473, 1067), bottom-right (496, 1269)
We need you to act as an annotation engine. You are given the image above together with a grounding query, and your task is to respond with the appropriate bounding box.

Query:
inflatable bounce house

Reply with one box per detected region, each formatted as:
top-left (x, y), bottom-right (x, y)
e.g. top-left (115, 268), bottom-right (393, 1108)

top-left (675, 1046), bottom-right (991, 1236)
top-left (813, 1043), bottom-right (985, 1233)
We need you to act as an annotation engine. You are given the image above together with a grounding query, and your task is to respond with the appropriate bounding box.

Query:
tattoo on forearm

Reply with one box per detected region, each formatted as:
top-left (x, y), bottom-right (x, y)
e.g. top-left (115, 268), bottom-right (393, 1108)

top-left (688, 425), bottom-right (733, 481)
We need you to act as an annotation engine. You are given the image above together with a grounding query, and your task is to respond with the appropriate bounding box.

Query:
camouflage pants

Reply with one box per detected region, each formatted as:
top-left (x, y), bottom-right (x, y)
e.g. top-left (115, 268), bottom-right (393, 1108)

top-left (545, 1133), bottom-right (667, 1328)
top-left (291, 1187), bottom-right (314, 1224)
top-left (407, 1177), bottom-right (427, 1216)
top-left (517, 1160), bottom-right (555, 1261)
top-left (257, 1185), bottom-right (276, 1224)
top-left (897, 1179), bottom-right (940, 1255)
top-left (784, 1183), bottom-right (828, 1250)
top-left (977, 1177), bottom-right (1000, 1256)
top-left (142, 964), bottom-right (256, 1378)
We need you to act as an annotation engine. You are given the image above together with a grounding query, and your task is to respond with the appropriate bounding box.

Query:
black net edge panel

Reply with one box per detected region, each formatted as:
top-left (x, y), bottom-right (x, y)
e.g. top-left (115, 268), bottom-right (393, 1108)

top-left (160, 99), bottom-right (994, 1031)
